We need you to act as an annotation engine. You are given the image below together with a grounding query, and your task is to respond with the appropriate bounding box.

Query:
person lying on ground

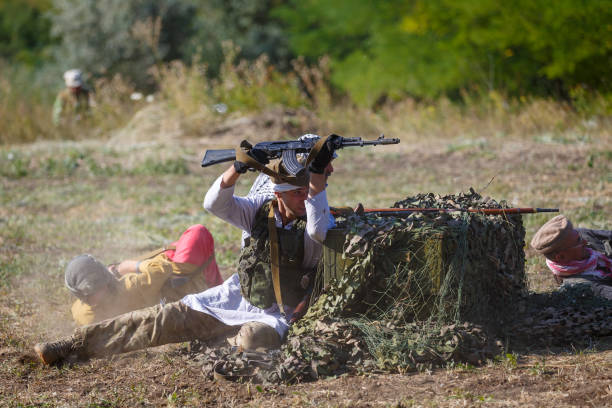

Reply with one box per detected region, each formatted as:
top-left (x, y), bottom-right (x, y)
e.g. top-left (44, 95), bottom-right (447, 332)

top-left (575, 227), bottom-right (612, 256)
top-left (34, 136), bottom-right (337, 365)
top-left (530, 214), bottom-right (612, 300)
top-left (65, 224), bottom-right (223, 326)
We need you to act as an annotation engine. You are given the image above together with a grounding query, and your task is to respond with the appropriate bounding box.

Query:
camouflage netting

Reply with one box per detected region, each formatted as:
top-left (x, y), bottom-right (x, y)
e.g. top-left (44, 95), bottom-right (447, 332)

top-left (276, 189), bottom-right (522, 379)
top-left (509, 283), bottom-right (612, 347)
top-left (184, 189), bottom-right (611, 384)
top-left (311, 188), bottom-right (527, 329)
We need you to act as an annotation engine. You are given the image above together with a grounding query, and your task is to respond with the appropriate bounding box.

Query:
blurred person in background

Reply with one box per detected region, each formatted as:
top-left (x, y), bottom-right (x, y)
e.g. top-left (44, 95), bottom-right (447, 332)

top-left (65, 224), bottom-right (223, 326)
top-left (53, 69), bottom-right (95, 125)
top-left (531, 215), bottom-right (612, 300)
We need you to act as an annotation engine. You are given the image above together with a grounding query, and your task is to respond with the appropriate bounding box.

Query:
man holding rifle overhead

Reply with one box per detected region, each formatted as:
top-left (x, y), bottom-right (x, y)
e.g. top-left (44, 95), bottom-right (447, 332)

top-left (33, 135), bottom-right (338, 365)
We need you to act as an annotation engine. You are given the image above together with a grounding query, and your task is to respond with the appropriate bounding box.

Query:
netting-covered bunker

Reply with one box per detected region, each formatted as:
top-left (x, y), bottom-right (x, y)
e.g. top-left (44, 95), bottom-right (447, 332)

top-left (197, 191), bottom-right (527, 383)
top-left (315, 196), bottom-right (526, 329)
top-left (193, 191), bottom-right (610, 384)
top-left (278, 190), bottom-right (524, 376)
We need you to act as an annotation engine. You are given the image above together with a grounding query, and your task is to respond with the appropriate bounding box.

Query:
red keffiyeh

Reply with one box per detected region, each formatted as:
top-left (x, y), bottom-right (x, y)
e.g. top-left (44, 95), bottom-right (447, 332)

top-left (546, 248), bottom-right (612, 279)
top-left (165, 224), bottom-right (224, 287)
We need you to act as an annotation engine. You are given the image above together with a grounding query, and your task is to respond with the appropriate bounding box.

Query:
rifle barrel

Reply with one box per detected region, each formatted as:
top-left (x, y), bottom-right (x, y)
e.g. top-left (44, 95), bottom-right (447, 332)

top-left (341, 138), bottom-right (400, 147)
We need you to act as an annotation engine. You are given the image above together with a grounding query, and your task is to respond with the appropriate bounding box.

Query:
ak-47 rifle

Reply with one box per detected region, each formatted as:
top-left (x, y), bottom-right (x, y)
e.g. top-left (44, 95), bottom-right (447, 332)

top-left (331, 207), bottom-right (559, 217)
top-left (201, 134), bottom-right (400, 176)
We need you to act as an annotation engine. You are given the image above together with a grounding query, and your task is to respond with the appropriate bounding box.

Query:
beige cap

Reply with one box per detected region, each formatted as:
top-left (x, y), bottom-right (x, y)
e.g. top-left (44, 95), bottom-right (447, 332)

top-left (530, 215), bottom-right (574, 254)
top-left (270, 159), bottom-right (310, 187)
top-left (64, 69), bottom-right (83, 88)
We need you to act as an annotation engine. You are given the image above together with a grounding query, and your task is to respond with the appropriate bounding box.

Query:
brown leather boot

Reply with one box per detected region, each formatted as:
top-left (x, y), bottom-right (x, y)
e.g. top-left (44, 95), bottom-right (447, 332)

top-left (34, 337), bottom-right (83, 365)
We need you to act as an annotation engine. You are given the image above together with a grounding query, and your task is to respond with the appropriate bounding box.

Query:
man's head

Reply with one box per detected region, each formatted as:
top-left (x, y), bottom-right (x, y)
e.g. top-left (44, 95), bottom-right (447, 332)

top-left (530, 215), bottom-right (589, 263)
top-left (270, 160), bottom-right (310, 219)
top-left (63, 69), bottom-right (83, 90)
top-left (274, 186), bottom-right (309, 218)
top-left (65, 254), bottom-right (115, 306)
top-left (245, 134), bottom-right (335, 205)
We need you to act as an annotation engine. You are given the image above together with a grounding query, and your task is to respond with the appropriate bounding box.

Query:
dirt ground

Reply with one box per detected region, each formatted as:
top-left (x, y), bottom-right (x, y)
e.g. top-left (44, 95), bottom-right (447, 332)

top-left (1, 108), bottom-right (611, 407)
top-left (3, 340), bottom-right (612, 407)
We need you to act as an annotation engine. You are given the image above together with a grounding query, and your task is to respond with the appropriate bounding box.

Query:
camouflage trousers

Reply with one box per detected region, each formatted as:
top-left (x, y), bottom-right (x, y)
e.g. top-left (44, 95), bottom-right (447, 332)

top-left (73, 301), bottom-right (281, 359)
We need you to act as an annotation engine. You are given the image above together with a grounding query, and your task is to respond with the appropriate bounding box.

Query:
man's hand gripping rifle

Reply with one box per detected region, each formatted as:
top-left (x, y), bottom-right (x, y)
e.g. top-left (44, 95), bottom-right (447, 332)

top-left (201, 134), bottom-right (400, 176)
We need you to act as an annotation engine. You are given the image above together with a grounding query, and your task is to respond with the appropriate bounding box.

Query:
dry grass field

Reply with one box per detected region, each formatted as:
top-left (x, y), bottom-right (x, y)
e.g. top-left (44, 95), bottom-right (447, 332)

top-left (1, 102), bottom-right (611, 406)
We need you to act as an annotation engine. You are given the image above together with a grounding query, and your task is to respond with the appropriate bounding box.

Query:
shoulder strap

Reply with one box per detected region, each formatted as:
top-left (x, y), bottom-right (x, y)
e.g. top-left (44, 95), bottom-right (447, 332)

top-left (235, 143), bottom-right (302, 185)
top-left (195, 253), bottom-right (215, 276)
top-left (305, 135), bottom-right (328, 168)
top-left (134, 245), bottom-right (176, 263)
top-left (267, 200), bottom-right (285, 316)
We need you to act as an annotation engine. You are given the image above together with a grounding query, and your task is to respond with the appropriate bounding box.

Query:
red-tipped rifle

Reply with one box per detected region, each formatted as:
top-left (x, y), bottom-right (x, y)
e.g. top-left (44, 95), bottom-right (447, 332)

top-left (331, 207), bottom-right (559, 217)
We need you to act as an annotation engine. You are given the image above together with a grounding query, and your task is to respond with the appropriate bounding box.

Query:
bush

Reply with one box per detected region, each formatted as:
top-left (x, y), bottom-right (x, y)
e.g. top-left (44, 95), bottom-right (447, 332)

top-left (154, 44), bottom-right (320, 117)
top-left (275, 0), bottom-right (612, 105)
top-left (0, 63), bottom-right (56, 144)
top-left (0, 0), bottom-right (54, 66)
top-left (48, 0), bottom-right (196, 91)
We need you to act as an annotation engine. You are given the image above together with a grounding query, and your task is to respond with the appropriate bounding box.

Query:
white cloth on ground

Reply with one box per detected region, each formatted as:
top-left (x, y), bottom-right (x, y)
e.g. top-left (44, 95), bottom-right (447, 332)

top-left (181, 273), bottom-right (293, 337)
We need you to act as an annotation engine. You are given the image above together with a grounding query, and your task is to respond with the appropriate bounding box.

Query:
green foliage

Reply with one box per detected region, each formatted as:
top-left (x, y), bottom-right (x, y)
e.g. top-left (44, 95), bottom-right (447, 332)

top-left (0, 151), bottom-right (30, 178)
top-left (155, 44), bottom-right (312, 117)
top-left (0, 217), bottom-right (28, 288)
top-left (275, 0), bottom-right (411, 105)
top-left (48, 0), bottom-right (197, 90)
top-left (448, 389), bottom-right (494, 403)
top-left (0, 147), bottom-right (188, 179)
top-left (1, 0), bottom-right (611, 144)
top-left (409, 0), bottom-right (612, 93)
top-left (132, 157), bottom-right (189, 176)
top-left (495, 352), bottom-right (519, 371)
top-left (276, 0), bottom-right (612, 105)
top-left (212, 45), bottom-right (309, 112)
top-left (529, 358), bottom-right (553, 376)
top-left (187, 0), bottom-right (292, 77)
top-left (2, 0), bottom-right (610, 112)
top-left (0, 0), bottom-right (54, 66)
top-left (0, 63), bottom-right (57, 144)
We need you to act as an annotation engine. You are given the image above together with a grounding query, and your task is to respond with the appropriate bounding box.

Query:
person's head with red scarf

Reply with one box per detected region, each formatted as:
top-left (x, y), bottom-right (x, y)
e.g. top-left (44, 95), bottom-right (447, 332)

top-left (531, 215), bottom-right (589, 264)
top-left (530, 215), bottom-right (612, 285)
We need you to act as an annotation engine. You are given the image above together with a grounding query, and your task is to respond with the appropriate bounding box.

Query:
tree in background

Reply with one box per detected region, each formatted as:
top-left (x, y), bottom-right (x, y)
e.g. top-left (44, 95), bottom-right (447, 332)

top-left (2, 0), bottom-right (610, 106)
top-left (47, 0), bottom-right (292, 89)
top-left (187, 0), bottom-right (292, 77)
top-left (0, 0), bottom-right (54, 66)
top-left (275, 0), bottom-right (612, 105)
top-left (48, 0), bottom-right (196, 90)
